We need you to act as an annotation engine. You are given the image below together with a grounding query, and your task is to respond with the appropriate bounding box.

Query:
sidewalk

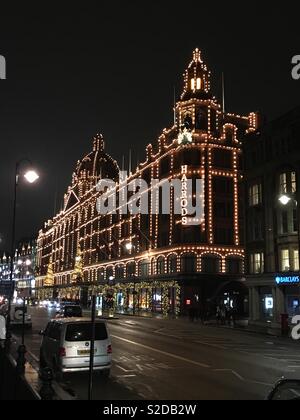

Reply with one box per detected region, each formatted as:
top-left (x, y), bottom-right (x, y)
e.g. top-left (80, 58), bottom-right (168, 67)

top-left (113, 312), bottom-right (300, 342)
top-left (83, 307), bottom-right (299, 342)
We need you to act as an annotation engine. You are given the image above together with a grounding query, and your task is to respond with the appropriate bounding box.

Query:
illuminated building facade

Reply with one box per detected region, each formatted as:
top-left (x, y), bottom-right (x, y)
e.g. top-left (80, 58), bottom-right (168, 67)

top-left (0, 241), bottom-right (36, 298)
top-left (36, 49), bottom-right (258, 315)
top-left (0, 252), bottom-right (11, 297)
top-left (15, 241), bottom-right (37, 297)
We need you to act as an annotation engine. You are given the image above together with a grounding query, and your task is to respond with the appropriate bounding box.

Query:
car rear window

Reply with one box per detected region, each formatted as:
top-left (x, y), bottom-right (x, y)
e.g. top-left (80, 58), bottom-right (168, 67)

top-left (64, 306), bottom-right (82, 317)
top-left (65, 323), bottom-right (108, 342)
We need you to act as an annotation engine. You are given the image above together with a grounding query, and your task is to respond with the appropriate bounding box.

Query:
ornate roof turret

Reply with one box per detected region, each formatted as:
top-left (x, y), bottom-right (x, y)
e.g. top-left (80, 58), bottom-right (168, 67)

top-left (181, 48), bottom-right (212, 101)
top-left (74, 133), bottom-right (119, 184)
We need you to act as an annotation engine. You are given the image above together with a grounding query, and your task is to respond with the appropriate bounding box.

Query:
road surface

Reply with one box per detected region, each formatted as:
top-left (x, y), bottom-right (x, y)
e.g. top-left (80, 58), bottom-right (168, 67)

top-left (15, 307), bottom-right (300, 400)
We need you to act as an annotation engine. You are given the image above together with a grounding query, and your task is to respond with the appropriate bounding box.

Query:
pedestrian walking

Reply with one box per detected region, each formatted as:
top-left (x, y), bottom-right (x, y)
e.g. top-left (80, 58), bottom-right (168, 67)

top-left (220, 305), bottom-right (226, 325)
top-left (189, 306), bottom-right (195, 322)
top-left (216, 305), bottom-right (221, 325)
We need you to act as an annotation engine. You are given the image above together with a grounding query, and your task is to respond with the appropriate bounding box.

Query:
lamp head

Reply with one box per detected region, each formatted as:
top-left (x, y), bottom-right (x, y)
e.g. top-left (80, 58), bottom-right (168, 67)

top-left (279, 195), bottom-right (291, 206)
top-left (24, 170), bottom-right (39, 184)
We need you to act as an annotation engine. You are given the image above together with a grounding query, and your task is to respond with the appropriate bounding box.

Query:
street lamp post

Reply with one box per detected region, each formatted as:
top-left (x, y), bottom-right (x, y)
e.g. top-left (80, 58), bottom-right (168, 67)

top-left (277, 193), bottom-right (300, 330)
top-left (6, 160), bottom-right (39, 353)
top-left (278, 194), bottom-right (300, 263)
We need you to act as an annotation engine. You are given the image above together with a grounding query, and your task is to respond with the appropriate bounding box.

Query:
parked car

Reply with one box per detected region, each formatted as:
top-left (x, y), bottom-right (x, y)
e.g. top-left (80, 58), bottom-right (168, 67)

top-left (267, 379), bottom-right (300, 400)
top-left (39, 319), bottom-right (112, 380)
top-left (56, 305), bottom-right (83, 318)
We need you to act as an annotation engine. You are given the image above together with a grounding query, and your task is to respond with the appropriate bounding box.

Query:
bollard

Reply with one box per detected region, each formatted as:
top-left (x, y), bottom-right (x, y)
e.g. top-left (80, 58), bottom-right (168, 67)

top-left (16, 344), bottom-right (27, 375)
top-left (281, 313), bottom-right (289, 337)
top-left (40, 367), bottom-right (55, 400)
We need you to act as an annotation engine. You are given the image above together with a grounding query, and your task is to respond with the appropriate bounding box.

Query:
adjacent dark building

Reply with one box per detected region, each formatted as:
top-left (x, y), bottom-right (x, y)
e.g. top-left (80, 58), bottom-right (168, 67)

top-left (244, 106), bottom-right (300, 331)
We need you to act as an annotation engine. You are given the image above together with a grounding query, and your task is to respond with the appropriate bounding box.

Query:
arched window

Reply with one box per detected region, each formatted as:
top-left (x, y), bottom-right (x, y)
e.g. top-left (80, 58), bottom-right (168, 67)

top-left (127, 262), bottom-right (136, 278)
top-left (139, 260), bottom-right (150, 277)
top-left (168, 255), bottom-right (177, 274)
top-left (106, 267), bottom-right (114, 281)
top-left (97, 268), bottom-right (105, 283)
top-left (150, 258), bottom-right (156, 275)
top-left (195, 108), bottom-right (207, 131)
top-left (201, 255), bottom-right (221, 274)
top-left (224, 126), bottom-right (234, 142)
top-left (183, 114), bottom-right (193, 130)
top-left (181, 254), bottom-right (197, 273)
top-left (226, 257), bottom-right (243, 274)
top-left (116, 265), bottom-right (125, 280)
top-left (157, 257), bottom-right (165, 275)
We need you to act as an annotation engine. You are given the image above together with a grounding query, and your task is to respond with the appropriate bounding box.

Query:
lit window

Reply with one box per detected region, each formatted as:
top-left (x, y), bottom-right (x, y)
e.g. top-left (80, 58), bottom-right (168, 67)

top-left (281, 249), bottom-right (290, 272)
top-left (292, 172), bottom-right (297, 193)
top-left (279, 172), bottom-right (297, 194)
top-left (293, 249), bottom-right (299, 271)
top-left (191, 78), bottom-right (195, 90)
top-left (196, 78), bottom-right (201, 90)
top-left (293, 209), bottom-right (298, 232)
top-left (250, 253), bottom-right (264, 274)
top-left (249, 184), bottom-right (262, 206)
top-left (279, 173), bottom-right (287, 194)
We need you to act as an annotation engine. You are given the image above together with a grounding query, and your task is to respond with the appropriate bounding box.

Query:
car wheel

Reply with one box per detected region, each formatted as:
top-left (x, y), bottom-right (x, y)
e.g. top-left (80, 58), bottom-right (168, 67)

top-left (53, 360), bottom-right (63, 382)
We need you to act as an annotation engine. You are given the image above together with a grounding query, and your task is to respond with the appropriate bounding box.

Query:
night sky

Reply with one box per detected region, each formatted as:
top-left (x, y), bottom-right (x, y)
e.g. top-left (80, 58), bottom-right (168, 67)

top-left (0, 2), bottom-right (299, 252)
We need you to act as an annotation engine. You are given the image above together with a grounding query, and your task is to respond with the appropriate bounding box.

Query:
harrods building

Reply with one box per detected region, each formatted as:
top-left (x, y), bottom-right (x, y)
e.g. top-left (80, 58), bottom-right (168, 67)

top-left (36, 49), bottom-right (258, 316)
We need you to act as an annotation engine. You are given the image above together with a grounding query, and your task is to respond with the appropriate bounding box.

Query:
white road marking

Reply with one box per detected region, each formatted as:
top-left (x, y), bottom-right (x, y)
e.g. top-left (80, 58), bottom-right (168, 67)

top-left (111, 335), bottom-right (210, 369)
top-left (117, 375), bottom-right (136, 378)
top-left (264, 354), bottom-right (300, 358)
top-left (155, 330), bottom-right (183, 339)
top-left (213, 369), bottom-right (245, 382)
top-left (27, 350), bottom-right (39, 363)
top-left (194, 340), bottom-right (227, 350)
top-left (116, 365), bottom-right (135, 373)
top-left (248, 380), bottom-right (273, 387)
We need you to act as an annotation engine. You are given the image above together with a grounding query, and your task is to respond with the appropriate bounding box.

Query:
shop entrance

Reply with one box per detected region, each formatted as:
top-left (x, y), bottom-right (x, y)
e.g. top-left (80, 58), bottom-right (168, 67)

top-left (214, 281), bottom-right (249, 316)
top-left (285, 286), bottom-right (300, 317)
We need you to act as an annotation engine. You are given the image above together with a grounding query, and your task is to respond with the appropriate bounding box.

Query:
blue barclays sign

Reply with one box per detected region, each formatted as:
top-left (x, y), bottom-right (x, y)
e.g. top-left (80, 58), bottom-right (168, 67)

top-left (275, 275), bottom-right (300, 285)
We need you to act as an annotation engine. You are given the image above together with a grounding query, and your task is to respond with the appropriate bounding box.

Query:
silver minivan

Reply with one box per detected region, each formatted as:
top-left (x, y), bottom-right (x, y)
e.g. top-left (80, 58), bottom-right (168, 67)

top-left (40, 318), bottom-right (112, 380)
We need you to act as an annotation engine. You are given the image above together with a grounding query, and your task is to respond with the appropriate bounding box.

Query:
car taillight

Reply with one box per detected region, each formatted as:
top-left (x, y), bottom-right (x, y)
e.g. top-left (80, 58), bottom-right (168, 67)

top-left (107, 345), bottom-right (112, 354)
top-left (59, 347), bottom-right (66, 357)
